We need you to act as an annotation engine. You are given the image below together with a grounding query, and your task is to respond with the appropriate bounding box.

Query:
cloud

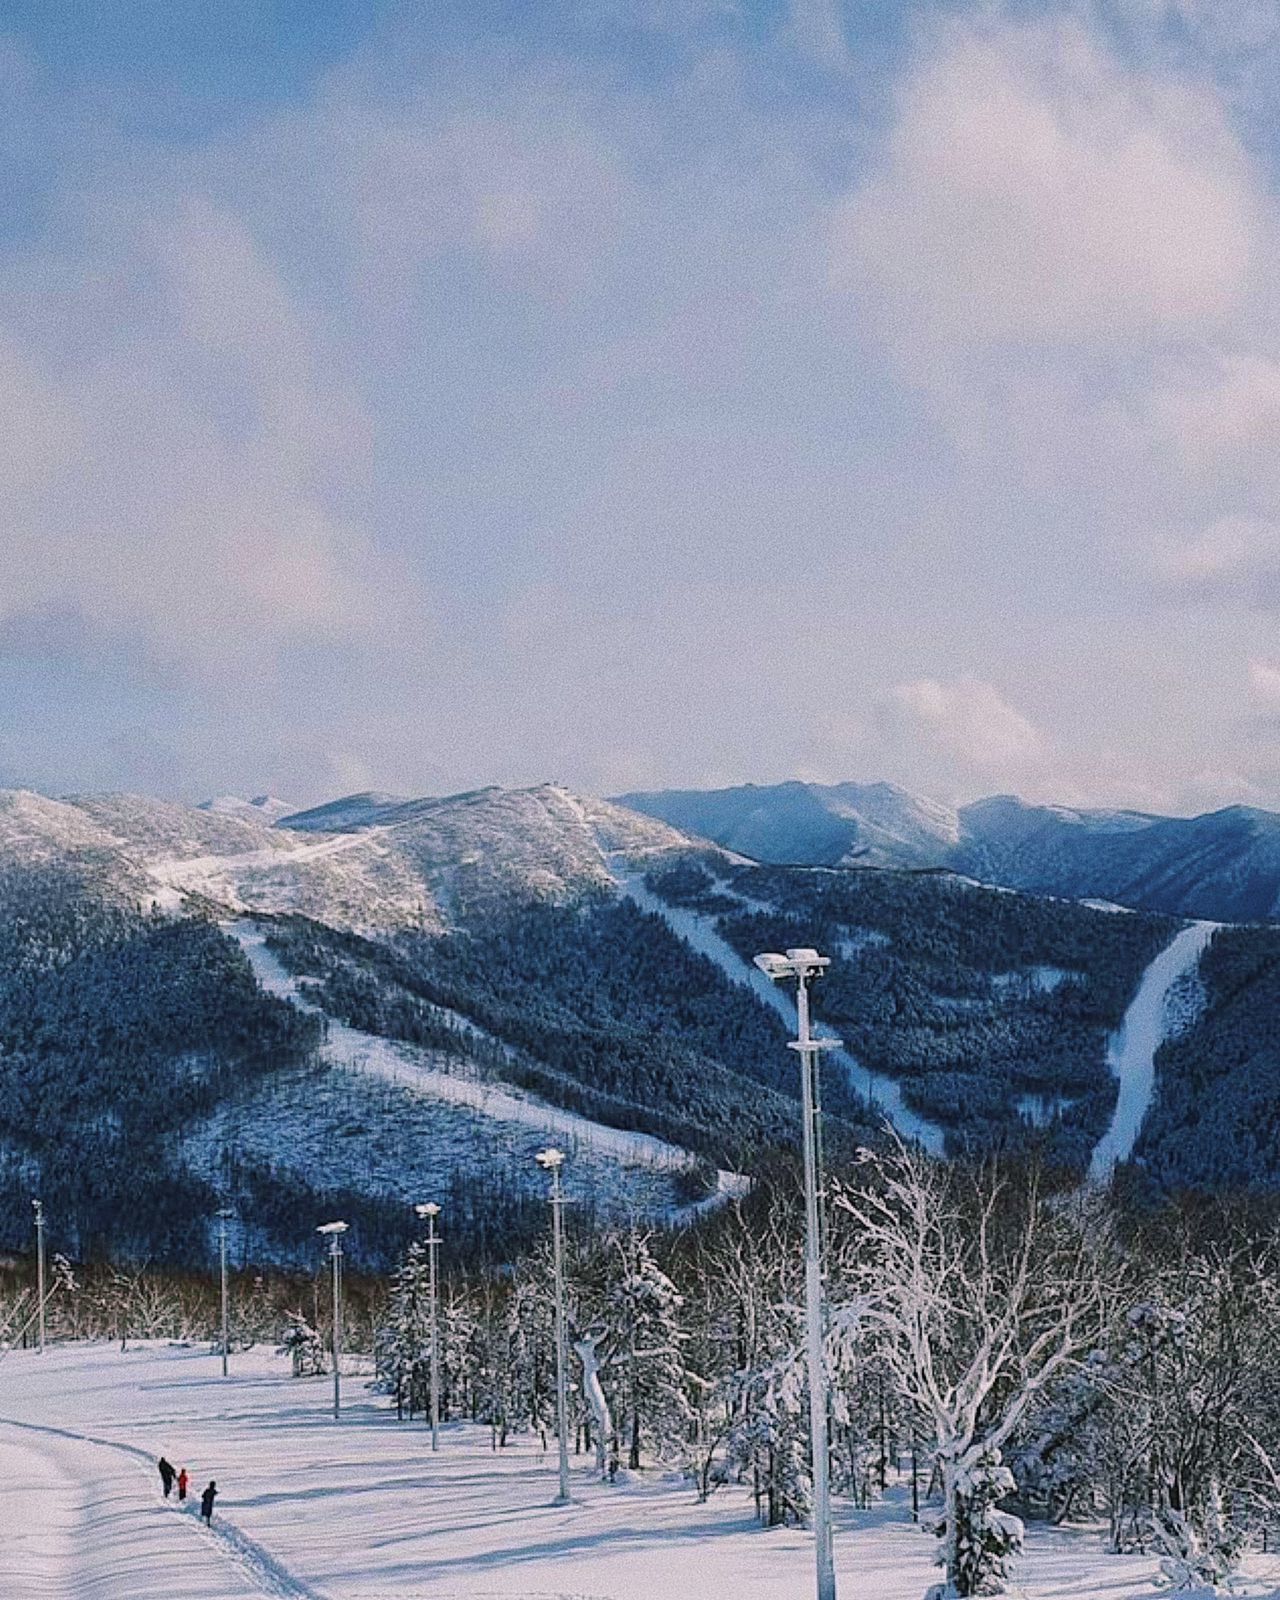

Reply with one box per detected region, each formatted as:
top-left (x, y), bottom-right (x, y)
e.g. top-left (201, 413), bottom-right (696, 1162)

top-left (1250, 657), bottom-right (1280, 706)
top-left (880, 676), bottom-right (1052, 791)
top-left (4, 5), bottom-right (1280, 812)
top-left (1151, 353), bottom-right (1280, 490)
top-left (0, 188), bottom-right (421, 675)
top-left (1153, 517), bottom-right (1280, 605)
top-left (829, 18), bottom-right (1261, 352)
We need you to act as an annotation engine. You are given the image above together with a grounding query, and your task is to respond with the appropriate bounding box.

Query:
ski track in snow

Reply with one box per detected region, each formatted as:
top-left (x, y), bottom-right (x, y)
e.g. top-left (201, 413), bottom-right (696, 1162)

top-left (611, 867), bottom-right (946, 1155)
top-left (227, 922), bottom-right (751, 1202)
top-left (0, 1415), bottom-right (323, 1600)
top-left (1088, 920), bottom-right (1218, 1184)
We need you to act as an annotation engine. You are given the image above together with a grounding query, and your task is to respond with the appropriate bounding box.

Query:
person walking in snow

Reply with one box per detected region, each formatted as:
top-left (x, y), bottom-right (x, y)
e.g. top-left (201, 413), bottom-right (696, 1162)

top-left (177, 1467), bottom-right (189, 1502)
top-left (200, 1481), bottom-right (217, 1524)
top-left (158, 1457), bottom-right (175, 1498)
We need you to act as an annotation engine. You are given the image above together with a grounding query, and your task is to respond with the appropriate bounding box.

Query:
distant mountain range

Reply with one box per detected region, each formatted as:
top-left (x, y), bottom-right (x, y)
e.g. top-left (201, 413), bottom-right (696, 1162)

top-left (3, 774), bottom-right (1280, 1270)
top-left (618, 781), bottom-right (1280, 922)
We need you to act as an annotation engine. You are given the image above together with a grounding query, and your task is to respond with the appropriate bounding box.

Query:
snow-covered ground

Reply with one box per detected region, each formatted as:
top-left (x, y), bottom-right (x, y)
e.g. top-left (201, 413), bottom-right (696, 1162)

top-left (1088, 921), bottom-right (1217, 1184)
top-left (9, 1340), bottom-right (1278, 1600)
top-left (613, 869), bottom-right (946, 1155)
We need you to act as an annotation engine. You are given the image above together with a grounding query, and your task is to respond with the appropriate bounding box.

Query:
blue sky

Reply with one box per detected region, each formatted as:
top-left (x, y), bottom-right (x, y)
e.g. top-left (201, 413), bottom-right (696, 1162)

top-left (4, 0), bottom-right (1280, 811)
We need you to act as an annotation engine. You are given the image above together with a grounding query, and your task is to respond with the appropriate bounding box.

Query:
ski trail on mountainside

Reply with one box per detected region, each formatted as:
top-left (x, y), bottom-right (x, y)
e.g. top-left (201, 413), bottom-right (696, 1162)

top-left (1088, 921), bottom-right (1217, 1184)
top-left (227, 922), bottom-right (751, 1206)
top-left (611, 866), bottom-right (946, 1155)
top-left (0, 1416), bottom-right (325, 1600)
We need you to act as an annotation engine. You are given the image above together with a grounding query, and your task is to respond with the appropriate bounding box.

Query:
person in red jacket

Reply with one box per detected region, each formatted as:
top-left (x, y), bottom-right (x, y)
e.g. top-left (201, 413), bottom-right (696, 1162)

top-left (177, 1467), bottom-right (189, 1502)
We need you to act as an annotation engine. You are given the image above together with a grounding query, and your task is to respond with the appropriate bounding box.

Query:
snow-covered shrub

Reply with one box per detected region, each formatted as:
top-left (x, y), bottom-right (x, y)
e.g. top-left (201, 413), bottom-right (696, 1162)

top-left (1152, 1480), bottom-right (1242, 1594)
top-left (928, 1450), bottom-right (1024, 1598)
top-left (278, 1312), bottom-right (327, 1377)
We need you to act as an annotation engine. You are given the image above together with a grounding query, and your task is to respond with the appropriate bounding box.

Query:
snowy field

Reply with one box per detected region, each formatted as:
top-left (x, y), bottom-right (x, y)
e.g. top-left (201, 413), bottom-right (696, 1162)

top-left (4, 1343), bottom-right (1276, 1600)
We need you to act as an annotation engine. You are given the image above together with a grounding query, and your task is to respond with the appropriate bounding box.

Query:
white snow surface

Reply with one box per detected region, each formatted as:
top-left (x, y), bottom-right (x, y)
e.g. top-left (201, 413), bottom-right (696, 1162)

top-left (5, 1341), bottom-right (1279, 1600)
top-left (613, 868), bottom-right (946, 1155)
top-left (228, 922), bottom-right (749, 1203)
top-left (1088, 921), bottom-right (1217, 1184)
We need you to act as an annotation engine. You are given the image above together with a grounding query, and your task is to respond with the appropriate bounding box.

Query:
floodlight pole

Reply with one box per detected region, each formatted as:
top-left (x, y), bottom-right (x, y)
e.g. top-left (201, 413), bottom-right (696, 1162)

top-left (415, 1203), bottom-right (442, 1452)
top-left (538, 1149), bottom-right (571, 1505)
top-left (217, 1208), bottom-right (234, 1378)
top-left (756, 949), bottom-right (838, 1600)
top-left (32, 1200), bottom-right (45, 1355)
top-left (318, 1222), bottom-right (349, 1420)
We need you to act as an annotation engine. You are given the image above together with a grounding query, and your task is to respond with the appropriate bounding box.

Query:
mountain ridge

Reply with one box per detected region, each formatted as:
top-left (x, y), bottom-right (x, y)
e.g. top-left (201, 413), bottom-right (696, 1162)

top-left (618, 780), bottom-right (1280, 922)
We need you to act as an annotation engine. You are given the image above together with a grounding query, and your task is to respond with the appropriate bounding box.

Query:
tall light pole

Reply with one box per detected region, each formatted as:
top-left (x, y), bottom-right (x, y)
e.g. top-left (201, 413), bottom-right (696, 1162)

top-left (414, 1202), bottom-right (442, 1451)
top-left (317, 1221), bottom-right (348, 1420)
top-left (755, 947), bottom-right (839, 1600)
top-left (536, 1147), bottom-right (571, 1505)
top-left (216, 1208), bottom-right (234, 1377)
top-left (32, 1200), bottom-right (45, 1355)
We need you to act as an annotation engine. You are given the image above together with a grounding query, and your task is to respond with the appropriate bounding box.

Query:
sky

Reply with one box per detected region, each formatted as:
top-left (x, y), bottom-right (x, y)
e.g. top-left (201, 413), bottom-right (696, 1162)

top-left (4, 0), bottom-right (1280, 813)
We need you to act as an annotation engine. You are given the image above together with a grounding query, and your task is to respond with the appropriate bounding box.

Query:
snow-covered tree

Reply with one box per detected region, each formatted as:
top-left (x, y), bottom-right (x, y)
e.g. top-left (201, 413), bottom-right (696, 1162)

top-left (926, 1450), bottom-right (1024, 1599)
top-left (278, 1311), bottom-right (327, 1377)
top-left (375, 1242), bottom-right (430, 1419)
top-left (834, 1140), bottom-right (1110, 1598)
top-left (603, 1231), bottom-right (693, 1469)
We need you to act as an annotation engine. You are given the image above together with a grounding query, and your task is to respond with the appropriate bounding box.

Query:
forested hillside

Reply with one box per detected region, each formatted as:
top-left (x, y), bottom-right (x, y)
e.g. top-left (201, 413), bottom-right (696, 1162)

top-left (1137, 925), bottom-right (1280, 1191)
top-left (645, 859), bottom-right (1177, 1168)
top-left (0, 864), bottom-right (319, 1262)
top-left (8, 781), bottom-right (1280, 1273)
top-left (263, 897), bottom-right (874, 1170)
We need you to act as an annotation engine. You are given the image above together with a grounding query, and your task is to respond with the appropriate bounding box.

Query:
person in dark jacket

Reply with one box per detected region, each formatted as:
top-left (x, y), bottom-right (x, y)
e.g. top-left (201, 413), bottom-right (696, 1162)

top-left (200, 1481), bottom-right (217, 1524)
top-left (177, 1467), bottom-right (189, 1502)
top-left (158, 1457), bottom-right (175, 1498)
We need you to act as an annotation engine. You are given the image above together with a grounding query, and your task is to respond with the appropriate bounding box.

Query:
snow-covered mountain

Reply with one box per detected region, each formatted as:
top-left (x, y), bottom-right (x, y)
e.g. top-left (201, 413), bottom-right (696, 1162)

top-left (198, 794), bottom-right (296, 824)
top-left (6, 774), bottom-right (1280, 1271)
top-left (0, 783), bottom-right (700, 934)
top-left (619, 781), bottom-right (1280, 921)
top-left (958, 797), bottom-right (1280, 921)
top-left (278, 791), bottom-right (406, 832)
top-left (618, 780), bottom-right (960, 869)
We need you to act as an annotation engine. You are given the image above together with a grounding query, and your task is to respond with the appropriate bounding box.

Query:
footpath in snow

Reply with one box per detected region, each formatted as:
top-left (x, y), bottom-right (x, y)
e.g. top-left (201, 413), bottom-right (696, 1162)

top-left (614, 868), bottom-right (946, 1155)
top-left (9, 1341), bottom-right (1274, 1600)
top-left (1088, 920), bottom-right (1217, 1184)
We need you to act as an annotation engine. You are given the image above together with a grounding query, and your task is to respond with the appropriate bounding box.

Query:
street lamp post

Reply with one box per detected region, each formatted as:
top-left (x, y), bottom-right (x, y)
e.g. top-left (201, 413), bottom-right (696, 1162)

top-left (414, 1203), bottom-right (442, 1451)
top-left (755, 947), bottom-right (839, 1600)
top-left (32, 1200), bottom-right (45, 1355)
top-left (317, 1222), bottom-right (349, 1420)
top-left (535, 1148), bottom-right (571, 1505)
top-left (217, 1207), bottom-right (234, 1378)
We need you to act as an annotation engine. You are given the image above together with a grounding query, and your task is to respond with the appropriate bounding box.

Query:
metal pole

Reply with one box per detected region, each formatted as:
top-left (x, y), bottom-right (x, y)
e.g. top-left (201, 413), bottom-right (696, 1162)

top-left (796, 970), bottom-right (837, 1600)
top-left (550, 1164), bottom-right (570, 1503)
top-left (32, 1201), bottom-right (45, 1355)
top-left (332, 1234), bottom-right (343, 1421)
top-left (428, 1211), bottom-right (440, 1452)
top-left (218, 1210), bottom-right (231, 1378)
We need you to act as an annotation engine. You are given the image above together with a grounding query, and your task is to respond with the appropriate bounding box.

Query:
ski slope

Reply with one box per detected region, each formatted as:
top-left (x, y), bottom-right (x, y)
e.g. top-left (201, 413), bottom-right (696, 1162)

top-left (1088, 920), bottom-right (1217, 1184)
top-left (8, 1341), bottom-right (1275, 1600)
top-left (613, 869), bottom-right (946, 1155)
top-left (228, 922), bottom-right (750, 1200)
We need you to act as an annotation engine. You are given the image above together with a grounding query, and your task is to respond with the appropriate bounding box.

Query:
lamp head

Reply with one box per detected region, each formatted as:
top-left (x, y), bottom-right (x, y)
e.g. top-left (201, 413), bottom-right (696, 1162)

top-left (754, 951), bottom-right (794, 980)
top-left (414, 1202), bottom-right (441, 1219)
top-left (535, 1147), bottom-right (566, 1171)
top-left (316, 1220), bottom-right (349, 1235)
top-left (785, 947), bottom-right (829, 970)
